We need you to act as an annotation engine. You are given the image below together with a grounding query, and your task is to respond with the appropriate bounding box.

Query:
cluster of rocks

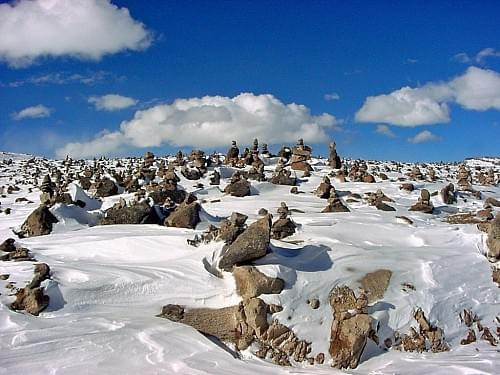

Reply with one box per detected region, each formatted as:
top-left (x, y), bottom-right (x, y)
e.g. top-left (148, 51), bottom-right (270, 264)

top-left (0, 238), bottom-right (51, 316)
top-left (366, 190), bottom-right (396, 211)
top-left (290, 139), bottom-right (313, 172)
top-left (270, 202), bottom-right (296, 240)
top-left (10, 263), bottom-right (51, 316)
top-left (348, 161), bottom-right (375, 183)
top-left (224, 171), bottom-right (251, 197)
top-left (459, 309), bottom-right (498, 346)
top-left (409, 189), bottom-right (433, 214)
top-left (396, 308), bottom-right (449, 353)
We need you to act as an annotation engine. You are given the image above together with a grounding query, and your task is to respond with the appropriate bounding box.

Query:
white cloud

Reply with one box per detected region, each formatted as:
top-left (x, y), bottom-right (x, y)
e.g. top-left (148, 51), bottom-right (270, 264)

top-left (88, 94), bottom-right (138, 111)
top-left (324, 93), bottom-right (340, 101)
top-left (355, 67), bottom-right (500, 126)
top-left (375, 124), bottom-right (396, 138)
top-left (3, 71), bottom-right (112, 87)
top-left (475, 48), bottom-right (500, 64)
top-left (56, 93), bottom-right (341, 158)
top-left (407, 130), bottom-right (440, 144)
top-left (12, 105), bottom-right (51, 120)
top-left (0, 0), bottom-right (152, 68)
top-left (452, 52), bottom-right (471, 64)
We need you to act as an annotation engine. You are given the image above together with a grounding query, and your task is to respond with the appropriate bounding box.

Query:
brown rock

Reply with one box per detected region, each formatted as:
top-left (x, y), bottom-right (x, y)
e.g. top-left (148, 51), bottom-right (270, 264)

top-left (165, 201), bottom-right (201, 229)
top-left (233, 266), bottom-right (284, 299)
top-left (16, 205), bottom-right (59, 238)
top-left (359, 269), bottom-right (392, 303)
top-left (486, 215), bottom-right (500, 259)
top-left (10, 287), bottom-right (49, 316)
top-left (218, 215), bottom-right (271, 271)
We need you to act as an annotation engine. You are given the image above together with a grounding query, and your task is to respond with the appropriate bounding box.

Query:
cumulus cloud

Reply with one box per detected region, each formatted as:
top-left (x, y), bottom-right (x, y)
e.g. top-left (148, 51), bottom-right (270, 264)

top-left (88, 94), bottom-right (138, 111)
top-left (12, 105), bottom-right (51, 120)
top-left (375, 124), bottom-right (396, 138)
top-left (0, 0), bottom-right (152, 68)
top-left (56, 93), bottom-right (341, 158)
top-left (355, 67), bottom-right (500, 126)
top-left (407, 130), bottom-right (440, 144)
top-left (324, 93), bottom-right (340, 101)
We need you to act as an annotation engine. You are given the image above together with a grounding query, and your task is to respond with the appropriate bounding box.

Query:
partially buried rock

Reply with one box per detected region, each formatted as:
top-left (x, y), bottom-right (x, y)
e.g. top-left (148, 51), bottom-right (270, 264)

top-left (95, 178), bottom-right (118, 197)
top-left (158, 297), bottom-right (268, 350)
top-left (218, 215), bottom-right (271, 271)
top-left (441, 183), bottom-right (456, 204)
top-left (359, 269), bottom-right (392, 303)
top-left (329, 286), bottom-right (373, 369)
top-left (164, 200), bottom-right (201, 229)
top-left (16, 205), bottom-right (59, 238)
top-left (409, 189), bottom-right (433, 214)
top-left (0, 238), bottom-right (16, 252)
top-left (101, 201), bottom-right (160, 225)
top-left (10, 286), bottom-right (49, 316)
top-left (233, 266), bottom-right (284, 299)
top-left (224, 172), bottom-right (251, 197)
top-left (486, 214), bottom-right (500, 260)
top-left (322, 197), bottom-right (350, 213)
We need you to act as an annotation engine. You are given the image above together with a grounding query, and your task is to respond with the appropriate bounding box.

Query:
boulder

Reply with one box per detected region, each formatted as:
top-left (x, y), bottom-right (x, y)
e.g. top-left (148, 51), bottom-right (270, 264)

top-left (322, 198), bottom-right (350, 213)
top-left (224, 179), bottom-right (251, 197)
top-left (359, 269), bottom-right (392, 303)
top-left (0, 238), bottom-right (16, 252)
top-left (95, 179), bottom-right (118, 197)
top-left (101, 202), bottom-right (161, 225)
top-left (271, 218), bottom-right (296, 240)
top-left (329, 286), bottom-right (373, 369)
top-left (440, 183), bottom-right (456, 204)
top-left (164, 201), bottom-right (201, 229)
top-left (218, 215), bottom-right (271, 271)
top-left (233, 266), bottom-right (284, 299)
top-left (16, 205), bottom-right (59, 238)
top-left (10, 287), bottom-right (49, 316)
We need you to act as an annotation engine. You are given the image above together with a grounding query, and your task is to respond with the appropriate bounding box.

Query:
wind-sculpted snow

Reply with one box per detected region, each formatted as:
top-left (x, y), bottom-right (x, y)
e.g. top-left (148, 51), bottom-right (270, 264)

top-left (0, 153), bottom-right (498, 374)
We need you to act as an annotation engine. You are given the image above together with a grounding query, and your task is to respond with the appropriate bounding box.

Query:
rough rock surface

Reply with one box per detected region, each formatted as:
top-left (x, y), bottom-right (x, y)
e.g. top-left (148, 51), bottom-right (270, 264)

top-left (359, 269), bottom-right (392, 303)
top-left (16, 205), bottom-right (59, 238)
top-left (329, 286), bottom-right (373, 369)
top-left (95, 179), bottom-right (118, 197)
top-left (233, 266), bottom-right (284, 299)
top-left (271, 218), bottom-right (296, 240)
top-left (10, 287), bottom-right (50, 316)
top-left (101, 202), bottom-right (160, 225)
top-left (486, 214), bottom-right (500, 259)
top-left (164, 201), bottom-right (201, 229)
top-left (224, 179), bottom-right (251, 197)
top-left (218, 215), bottom-right (271, 271)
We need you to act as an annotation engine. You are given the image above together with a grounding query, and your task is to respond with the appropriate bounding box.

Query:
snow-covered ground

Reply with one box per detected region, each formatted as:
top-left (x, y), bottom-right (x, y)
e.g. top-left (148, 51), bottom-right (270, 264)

top-left (0, 153), bottom-right (498, 374)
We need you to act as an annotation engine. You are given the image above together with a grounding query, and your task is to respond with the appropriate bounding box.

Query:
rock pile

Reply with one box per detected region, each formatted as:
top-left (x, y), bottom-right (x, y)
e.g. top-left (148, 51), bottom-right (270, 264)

top-left (290, 139), bottom-right (312, 172)
top-left (398, 308), bottom-right (449, 353)
top-left (224, 171), bottom-right (251, 197)
top-left (10, 263), bottom-right (51, 316)
top-left (409, 189), bottom-right (433, 214)
top-left (271, 202), bottom-right (296, 240)
top-left (15, 205), bottom-right (59, 238)
top-left (328, 141), bottom-right (341, 169)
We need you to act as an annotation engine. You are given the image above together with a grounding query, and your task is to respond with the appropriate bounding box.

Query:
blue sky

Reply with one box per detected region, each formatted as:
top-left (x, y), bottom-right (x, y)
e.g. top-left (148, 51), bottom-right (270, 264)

top-left (0, 0), bottom-right (499, 161)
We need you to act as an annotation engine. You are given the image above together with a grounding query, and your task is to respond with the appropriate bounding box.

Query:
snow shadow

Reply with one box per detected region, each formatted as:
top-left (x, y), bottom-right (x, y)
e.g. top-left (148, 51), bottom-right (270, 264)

top-left (256, 243), bottom-right (333, 272)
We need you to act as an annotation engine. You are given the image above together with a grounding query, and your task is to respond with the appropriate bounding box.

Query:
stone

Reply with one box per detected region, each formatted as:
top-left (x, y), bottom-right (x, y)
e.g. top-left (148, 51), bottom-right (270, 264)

top-left (486, 215), bottom-right (500, 259)
top-left (0, 238), bottom-right (16, 252)
top-left (95, 178), bottom-right (118, 197)
top-left (101, 201), bottom-right (160, 225)
top-left (233, 266), bottom-right (284, 299)
top-left (308, 298), bottom-right (320, 309)
top-left (329, 286), bottom-right (373, 369)
top-left (218, 215), bottom-right (271, 271)
top-left (165, 201), bottom-right (201, 229)
top-left (375, 201), bottom-right (396, 211)
top-left (460, 329), bottom-right (476, 345)
top-left (224, 174), bottom-right (251, 197)
top-left (28, 263), bottom-right (51, 289)
top-left (441, 183), bottom-right (456, 204)
top-left (328, 141), bottom-right (341, 169)
top-left (16, 205), bottom-right (59, 238)
top-left (400, 183), bottom-right (415, 192)
top-left (359, 269), bottom-right (392, 303)
top-left (409, 189), bottom-right (433, 214)
top-left (271, 218), bottom-right (296, 240)
top-left (484, 197), bottom-right (500, 208)
top-left (400, 308), bottom-right (449, 353)
top-left (322, 198), bottom-right (350, 213)
top-left (316, 176), bottom-right (332, 199)
top-left (10, 287), bottom-right (49, 316)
